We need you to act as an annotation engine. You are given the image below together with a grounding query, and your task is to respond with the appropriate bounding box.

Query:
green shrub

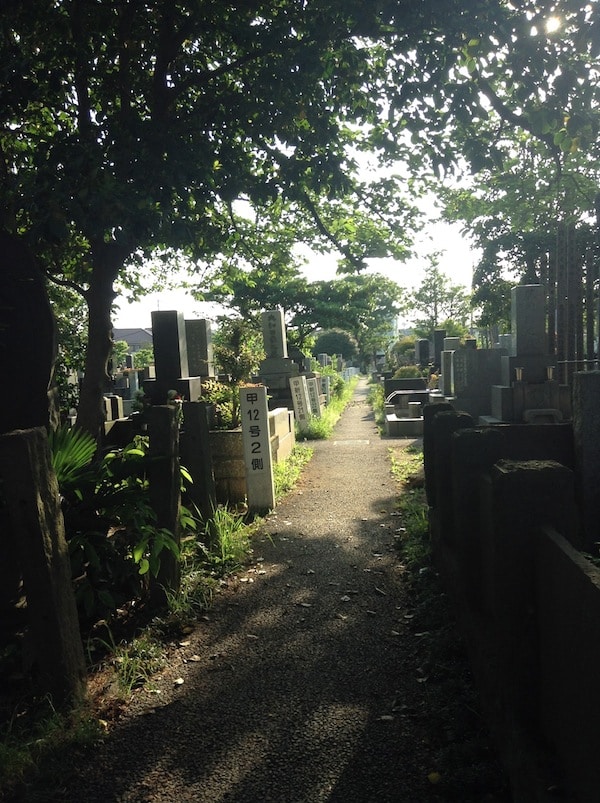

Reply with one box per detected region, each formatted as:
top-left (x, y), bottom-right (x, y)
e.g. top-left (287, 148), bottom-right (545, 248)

top-left (393, 365), bottom-right (424, 378)
top-left (202, 379), bottom-right (240, 429)
top-left (53, 435), bottom-right (184, 623)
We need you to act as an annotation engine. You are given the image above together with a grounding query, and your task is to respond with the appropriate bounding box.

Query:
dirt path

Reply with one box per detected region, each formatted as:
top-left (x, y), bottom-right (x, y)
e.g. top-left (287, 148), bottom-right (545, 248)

top-left (50, 380), bottom-right (507, 803)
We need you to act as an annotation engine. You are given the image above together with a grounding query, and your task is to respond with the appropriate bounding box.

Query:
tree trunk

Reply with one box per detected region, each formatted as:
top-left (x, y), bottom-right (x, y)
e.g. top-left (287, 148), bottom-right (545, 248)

top-left (0, 428), bottom-right (86, 707)
top-left (566, 222), bottom-right (578, 385)
top-left (76, 244), bottom-right (128, 439)
top-left (585, 244), bottom-right (595, 364)
top-left (547, 244), bottom-right (557, 356)
top-left (555, 223), bottom-right (567, 383)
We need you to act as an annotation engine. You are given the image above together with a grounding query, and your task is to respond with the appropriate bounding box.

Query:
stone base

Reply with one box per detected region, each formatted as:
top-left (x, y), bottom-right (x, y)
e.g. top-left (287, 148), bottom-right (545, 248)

top-left (385, 414), bottom-right (424, 437)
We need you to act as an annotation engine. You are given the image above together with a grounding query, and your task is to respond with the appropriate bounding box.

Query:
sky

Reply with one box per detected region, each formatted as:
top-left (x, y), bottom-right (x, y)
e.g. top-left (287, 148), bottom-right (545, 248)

top-left (112, 218), bottom-right (478, 330)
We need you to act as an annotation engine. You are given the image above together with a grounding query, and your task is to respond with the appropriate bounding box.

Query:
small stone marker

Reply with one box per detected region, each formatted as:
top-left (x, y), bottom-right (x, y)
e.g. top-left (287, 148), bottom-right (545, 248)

top-left (289, 376), bottom-right (311, 433)
top-left (240, 385), bottom-right (275, 512)
top-left (306, 376), bottom-right (322, 417)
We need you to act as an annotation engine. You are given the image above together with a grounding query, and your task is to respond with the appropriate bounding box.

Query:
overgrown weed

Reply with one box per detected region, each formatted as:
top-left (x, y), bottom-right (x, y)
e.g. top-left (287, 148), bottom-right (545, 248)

top-left (274, 444), bottom-right (313, 500)
top-left (300, 376), bottom-right (359, 439)
top-left (367, 382), bottom-right (386, 432)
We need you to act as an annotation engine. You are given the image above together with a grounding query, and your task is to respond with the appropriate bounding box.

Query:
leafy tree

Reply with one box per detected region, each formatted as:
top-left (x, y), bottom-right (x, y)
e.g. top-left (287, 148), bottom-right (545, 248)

top-left (133, 347), bottom-right (155, 369)
top-left (4, 0), bottom-right (599, 436)
top-left (389, 335), bottom-right (416, 368)
top-left (402, 257), bottom-right (471, 341)
top-left (49, 283), bottom-right (87, 413)
top-left (212, 318), bottom-right (264, 384)
top-left (313, 329), bottom-right (358, 361)
top-left (111, 341), bottom-right (130, 371)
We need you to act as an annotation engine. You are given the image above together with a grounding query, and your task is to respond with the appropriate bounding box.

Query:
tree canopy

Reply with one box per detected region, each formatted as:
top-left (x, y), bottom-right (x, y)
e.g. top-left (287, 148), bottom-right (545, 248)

top-left (3, 0), bottom-right (600, 432)
top-left (400, 258), bottom-right (471, 341)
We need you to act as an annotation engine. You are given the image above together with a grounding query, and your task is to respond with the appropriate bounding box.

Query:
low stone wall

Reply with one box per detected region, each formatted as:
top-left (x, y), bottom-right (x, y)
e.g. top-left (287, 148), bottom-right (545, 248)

top-left (210, 407), bottom-right (295, 504)
top-left (536, 527), bottom-right (600, 802)
top-left (424, 404), bottom-right (598, 800)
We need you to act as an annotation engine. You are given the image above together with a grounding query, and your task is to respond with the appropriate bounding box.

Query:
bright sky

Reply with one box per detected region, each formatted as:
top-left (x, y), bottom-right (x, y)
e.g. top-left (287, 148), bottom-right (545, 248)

top-left (112, 218), bottom-right (478, 329)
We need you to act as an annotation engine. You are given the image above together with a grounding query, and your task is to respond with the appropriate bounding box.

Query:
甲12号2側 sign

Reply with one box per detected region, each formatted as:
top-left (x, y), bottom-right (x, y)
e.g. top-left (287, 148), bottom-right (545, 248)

top-left (240, 385), bottom-right (275, 512)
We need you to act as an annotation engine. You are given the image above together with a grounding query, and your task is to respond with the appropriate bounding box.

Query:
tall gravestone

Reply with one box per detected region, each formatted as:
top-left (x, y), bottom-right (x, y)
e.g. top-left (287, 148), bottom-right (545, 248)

top-left (441, 337), bottom-right (461, 397)
top-left (144, 311), bottom-right (202, 403)
top-left (185, 319), bottom-right (214, 378)
top-left (255, 309), bottom-right (299, 408)
top-left (488, 285), bottom-right (568, 424)
top-left (501, 284), bottom-right (553, 385)
top-left (433, 329), bottom-right (446, 371)
top-left (415, 339), bottom-right (430, 365)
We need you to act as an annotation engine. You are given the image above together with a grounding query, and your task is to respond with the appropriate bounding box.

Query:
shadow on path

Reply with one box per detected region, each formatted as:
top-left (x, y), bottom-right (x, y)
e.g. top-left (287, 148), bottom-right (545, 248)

top-left (51, 380), bottom-right (506, 803)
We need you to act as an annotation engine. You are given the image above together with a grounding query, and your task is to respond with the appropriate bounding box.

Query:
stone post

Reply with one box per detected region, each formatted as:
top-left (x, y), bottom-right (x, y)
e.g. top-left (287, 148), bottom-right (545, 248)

top-left (572, 370), bottom-right (600, 550)
top-left (240, 385), bottom-right (275, 513)
top-left (148, 405), bottom-right (181, 604)
top-left (181, 402), bottom-right (217, 523)
top-left (479, 459), bottom-right (577, 733)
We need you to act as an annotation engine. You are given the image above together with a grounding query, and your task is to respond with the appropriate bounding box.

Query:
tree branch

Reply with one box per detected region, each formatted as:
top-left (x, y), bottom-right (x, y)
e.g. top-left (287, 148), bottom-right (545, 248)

top-left (297, 188), bottom-right (365, 271)
top-left (474, 74), bottom-right (563, 173)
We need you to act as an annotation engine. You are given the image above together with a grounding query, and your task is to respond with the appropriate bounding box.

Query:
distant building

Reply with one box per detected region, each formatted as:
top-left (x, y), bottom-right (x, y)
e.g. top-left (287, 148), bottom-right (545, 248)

top-left (113, 327), bottom-right (153, 352)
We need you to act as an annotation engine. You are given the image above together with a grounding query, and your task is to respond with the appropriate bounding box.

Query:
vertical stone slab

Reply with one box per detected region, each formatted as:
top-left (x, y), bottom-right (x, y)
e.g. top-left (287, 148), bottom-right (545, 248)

top-left (511, 284), bottom-right (546, 356)
top-left (451, 350), bottom-right (468, 396)
top-left (289, 376), bottom-right (311, 433)
top-left (261, 309), bottom-right (288, 359)
top-left (151, 310), bottom-right (189, 385)
top-left (148, 405), bottom-right (181, 604)
top-left (433, 329), bottom-right (446, 370)
top-left (451, 427), bottom-right (505, 609)
top-left (321, 375), bottom-right (332, 405)
top-left (430, 410), bottom-right (474, 549)
top-left (422, 402), bottom-right (455, 506)
top-left (0, 428), bottom-right (86, 706)
top-left (240, 385), bottom-right (275, 513)
top-left (479, 459), bottom-right (576, 731)
top-left (572, 370), bottom-right (600, 550)
top-left (441, 350), bottom-right (454, 396)
top-left (415, 339), bottom-right (430, 365)
top-left (306, 377), bottom-right (322, 417)
top-left (185, 319), bottom-right (214, 377)
top-left (181, 402), bottom-right (217, 522)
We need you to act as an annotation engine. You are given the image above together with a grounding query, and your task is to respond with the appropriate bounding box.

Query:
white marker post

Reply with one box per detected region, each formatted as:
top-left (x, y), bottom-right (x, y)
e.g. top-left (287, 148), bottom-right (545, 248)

top-left (306, 376), bottom-right (322, 417)
top-left (289, 376), bottom-right (311, 434)
top-left (240, 385), bottom-right (275, 513)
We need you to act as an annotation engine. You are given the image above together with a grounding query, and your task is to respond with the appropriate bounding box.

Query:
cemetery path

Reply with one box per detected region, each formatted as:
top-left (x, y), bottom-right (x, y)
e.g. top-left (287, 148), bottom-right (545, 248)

top-left (53, 379), bottom-right (508, 803)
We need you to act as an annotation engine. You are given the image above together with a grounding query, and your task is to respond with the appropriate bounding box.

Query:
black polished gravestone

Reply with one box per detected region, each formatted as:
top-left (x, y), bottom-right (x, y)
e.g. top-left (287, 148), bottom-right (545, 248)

top-left (0, 232), bottom-right (57, 433)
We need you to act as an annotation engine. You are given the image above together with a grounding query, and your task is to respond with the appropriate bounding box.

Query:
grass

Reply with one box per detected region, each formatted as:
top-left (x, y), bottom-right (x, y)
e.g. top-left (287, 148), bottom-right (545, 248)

top-left (390, 445), bottom-right (429, 570)
top-left (274, 444), bottom-right (313, 500)
top-left (367, 381), bottom-right (386, 433)
top-left (0, 697), bottom-right (102, 799)
top-left (300, 375), bottom-right (359, 439)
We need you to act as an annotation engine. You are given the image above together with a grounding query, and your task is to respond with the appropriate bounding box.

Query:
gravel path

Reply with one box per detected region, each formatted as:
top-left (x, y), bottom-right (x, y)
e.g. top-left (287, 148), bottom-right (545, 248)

top-left (52, 379), bottom-right (507, 803)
